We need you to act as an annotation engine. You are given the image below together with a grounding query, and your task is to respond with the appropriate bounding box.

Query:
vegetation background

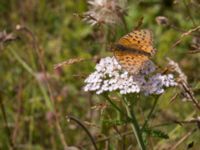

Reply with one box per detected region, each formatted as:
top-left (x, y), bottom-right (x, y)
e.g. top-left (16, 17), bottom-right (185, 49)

top-left (0, 0), bottom-right (200, 149)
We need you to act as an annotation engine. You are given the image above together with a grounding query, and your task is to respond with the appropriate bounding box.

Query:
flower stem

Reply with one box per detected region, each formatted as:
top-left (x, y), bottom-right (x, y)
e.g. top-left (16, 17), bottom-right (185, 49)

top-left (104, 93), bottom-right (146, 149)
top-left (103, 93), bottom-right (125, 116)
top-left (123, 97), bottom-right (146, 150)
top-left (67, 115), bottom-right (98, 150)
top-left (0, 97), bottom-right (15, 149)
top-left (142, 97), bottom-right (159, 130)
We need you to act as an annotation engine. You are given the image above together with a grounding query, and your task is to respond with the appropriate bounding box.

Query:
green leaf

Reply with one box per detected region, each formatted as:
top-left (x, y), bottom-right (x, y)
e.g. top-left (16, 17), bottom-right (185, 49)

top-left (143, 128), bottom-right (169, 139)
top-left (102, 119), bottom-right (129, 126)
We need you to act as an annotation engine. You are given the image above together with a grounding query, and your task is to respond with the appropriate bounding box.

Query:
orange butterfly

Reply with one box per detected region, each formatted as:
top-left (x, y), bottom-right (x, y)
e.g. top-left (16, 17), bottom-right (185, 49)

top-left (112, 29), bottom-right (156, 74)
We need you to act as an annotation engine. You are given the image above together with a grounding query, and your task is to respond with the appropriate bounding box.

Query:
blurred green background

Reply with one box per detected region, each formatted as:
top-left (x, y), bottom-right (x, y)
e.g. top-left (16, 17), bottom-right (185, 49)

top-left (0, 0), bottom-right (200, 149)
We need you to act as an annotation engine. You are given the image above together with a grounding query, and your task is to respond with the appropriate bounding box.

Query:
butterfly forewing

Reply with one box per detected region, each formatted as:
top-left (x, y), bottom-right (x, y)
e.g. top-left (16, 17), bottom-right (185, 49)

top-left (113, 29), bottom-right (155, 74)
top-left (118, 29), bottom-right (154, 54)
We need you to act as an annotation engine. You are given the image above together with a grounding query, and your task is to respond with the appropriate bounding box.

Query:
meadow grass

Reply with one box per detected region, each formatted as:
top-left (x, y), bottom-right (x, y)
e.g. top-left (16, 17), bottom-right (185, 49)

top-left (0, 0), bottom-right (200, 149)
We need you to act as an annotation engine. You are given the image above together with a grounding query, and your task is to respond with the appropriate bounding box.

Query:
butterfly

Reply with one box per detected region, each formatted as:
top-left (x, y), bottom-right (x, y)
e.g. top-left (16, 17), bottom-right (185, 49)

top-left (112, 29), bottom-right (156, 74)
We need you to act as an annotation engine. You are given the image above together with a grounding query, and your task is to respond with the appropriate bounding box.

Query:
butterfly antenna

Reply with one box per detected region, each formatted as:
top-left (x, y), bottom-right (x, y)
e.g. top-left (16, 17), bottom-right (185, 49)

top-left (134, 17), bottom-right (144, 30)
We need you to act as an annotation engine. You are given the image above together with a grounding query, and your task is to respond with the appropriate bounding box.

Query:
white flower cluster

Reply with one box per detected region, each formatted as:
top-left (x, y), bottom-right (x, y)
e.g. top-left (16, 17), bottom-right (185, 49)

top-left (84, 57), bottom-right (177, 95)
top-left (84, 0), bottom-right (127, 26)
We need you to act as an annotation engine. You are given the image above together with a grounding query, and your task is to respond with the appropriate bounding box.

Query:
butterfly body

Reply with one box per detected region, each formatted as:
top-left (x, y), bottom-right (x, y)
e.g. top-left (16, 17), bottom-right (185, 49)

top-left (113, 29), bottom-right (156, 74)
top-left (114, 43), bottom-right (151, 57)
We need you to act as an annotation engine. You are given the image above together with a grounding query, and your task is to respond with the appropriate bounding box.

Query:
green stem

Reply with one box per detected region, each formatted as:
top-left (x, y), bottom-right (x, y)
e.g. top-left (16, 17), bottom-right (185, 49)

top-left (8, 47), bottom-right (35, 77)
top-left (124, 104), bottom-right (146, 150)
top-left (0, 96), bottom-right (15, 149)
top-left (121, 14), bottom-right (128, 32)
top-left (103, 93), bottom-right (125, 116)
top-left (142, 98), bottom-right (158, 130)
top-left (123, 96), bottom-right (146, 150)
top-left (8, 47), bottom-right (53, 111)
top-left (101, 25), bottom-right (109, 55)
top-left (103, 93), bottom-right (145, 149)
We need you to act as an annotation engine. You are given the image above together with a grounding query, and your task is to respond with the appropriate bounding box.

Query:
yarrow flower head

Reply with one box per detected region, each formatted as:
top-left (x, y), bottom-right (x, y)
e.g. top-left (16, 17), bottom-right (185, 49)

top-left (84, 57), bottom-right (177, 95)
top-left (84, 0), bottom-right (127, 26)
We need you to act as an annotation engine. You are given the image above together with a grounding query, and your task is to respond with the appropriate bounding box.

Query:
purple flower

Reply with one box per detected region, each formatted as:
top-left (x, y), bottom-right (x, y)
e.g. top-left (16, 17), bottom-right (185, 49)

top-left (84, 57), bottom-right (177, 95)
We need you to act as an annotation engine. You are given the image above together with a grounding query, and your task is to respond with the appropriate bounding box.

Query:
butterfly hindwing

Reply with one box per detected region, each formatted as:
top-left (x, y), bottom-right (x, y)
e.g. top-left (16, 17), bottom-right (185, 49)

top-left (114, 50), bottom-right (149, 74)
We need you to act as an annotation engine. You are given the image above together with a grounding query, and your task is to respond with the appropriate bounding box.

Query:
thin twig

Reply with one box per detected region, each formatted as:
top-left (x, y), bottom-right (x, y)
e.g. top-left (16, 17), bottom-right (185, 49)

top-left (66, 115), bottom-right (98, 150)
top-left (123, 96), bottom-right (146, 150)
top-left (121, 14), bottom-right (129, 32)
top-left (54, 56), bottom-right (100, 70)
top-left (54, 58), bottom-right (85, 70)
top-left (16, 25), bottom-right (68, 148)
top-left (154, 111), bottom-right (196, 149)
top-left (142, 97), bottom-right (159, 130)
top-left (152, 118), bottom-right (200, 128)
top-left (172, 25), bottom-right (200, 48)
top-left (103, 93), bottom-right (126, 116)
top-left (169, 128), bottom-right (197, 150)
top-left (169, 24), bottom-right (186, 33)
top-left (179, 81), bottom-right (200, 110)
top-left (187, 49), bottom-right (200, 54)
top-left (169, 93), bottom-right (179, 104)
top-left (0, 31), bottom-right (16, 41)
top-left (0, 96), bottom-right (15, 149)
top-left (81, 130), bottom-right (133, 147)
top-left (167, 58), bottom-right (200, 111)
top-left (173, 118), bottom-right (200, 125)
top-left (134, 17), bottom-right (144, 30)
top-left (12, 81), bottom-right (23, 145)
top-left (183, 0), bottom-right (196, 26)
top-left (111, 120), bottom-right (123, 140)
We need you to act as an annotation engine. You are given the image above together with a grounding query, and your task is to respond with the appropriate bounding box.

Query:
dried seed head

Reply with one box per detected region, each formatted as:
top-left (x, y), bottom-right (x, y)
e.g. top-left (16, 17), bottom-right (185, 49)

top-left (84, 0), bottom-right (127, 26)
top-left (156, 16), bottom-right (169, 26)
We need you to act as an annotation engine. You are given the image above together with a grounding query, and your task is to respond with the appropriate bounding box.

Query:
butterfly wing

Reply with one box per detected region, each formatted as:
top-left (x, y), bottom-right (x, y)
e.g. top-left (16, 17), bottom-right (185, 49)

top-left (114, 29), bottom-right (155, 74)
top-left (114, 50), bottom-right (149, 74)
top-left (118, 29), bottom-right (155, 54)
